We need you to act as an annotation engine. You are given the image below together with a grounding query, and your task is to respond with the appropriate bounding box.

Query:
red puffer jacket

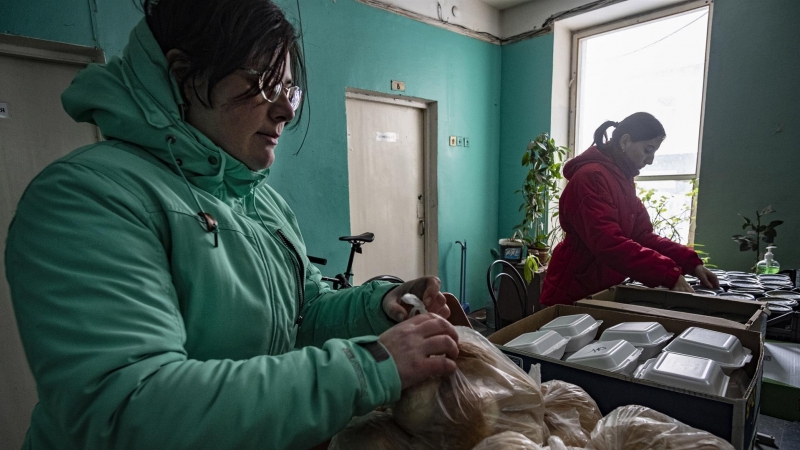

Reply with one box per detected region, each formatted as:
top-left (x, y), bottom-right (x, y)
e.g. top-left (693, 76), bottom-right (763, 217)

top-left (540, 147), bottom-right (702, 306)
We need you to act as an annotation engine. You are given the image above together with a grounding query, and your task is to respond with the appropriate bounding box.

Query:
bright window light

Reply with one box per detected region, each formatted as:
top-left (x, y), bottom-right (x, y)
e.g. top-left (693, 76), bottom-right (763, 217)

top-left (573, 6), bottom-right (710, 243)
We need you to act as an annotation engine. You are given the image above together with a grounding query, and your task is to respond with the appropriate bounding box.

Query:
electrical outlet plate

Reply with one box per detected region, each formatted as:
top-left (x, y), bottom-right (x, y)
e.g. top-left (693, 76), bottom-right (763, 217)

top-left (449, 136), bottom-right (457, 146)
top-left (463, 137), bottom-right (469, 147)
top-left (456, 137), bottom-right (464, 146)
top-left (391, 80), bottom-right (406, 92)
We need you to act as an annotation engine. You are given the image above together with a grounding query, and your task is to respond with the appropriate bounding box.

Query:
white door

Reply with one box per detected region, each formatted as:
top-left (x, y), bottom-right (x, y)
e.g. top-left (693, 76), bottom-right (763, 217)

top-left (0, 51), bottom-right (99, 448)
top-left (345, 96), bottom-right (426, 285)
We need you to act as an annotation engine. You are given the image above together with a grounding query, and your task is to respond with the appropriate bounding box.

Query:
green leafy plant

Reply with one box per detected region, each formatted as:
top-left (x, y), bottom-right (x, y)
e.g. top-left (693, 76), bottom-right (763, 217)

top-left (636, 185), bottom-right (716, 267)
top-left (689, 243), bottom-right (716, 268)
top-left (513, 133), bottom-right (569, 250)
top-left (523, 254), bottom-right (540, 284)
top-left (637, 186), bottom-right (693, 244)
top-left (732, 205), bottom-right (783, 268)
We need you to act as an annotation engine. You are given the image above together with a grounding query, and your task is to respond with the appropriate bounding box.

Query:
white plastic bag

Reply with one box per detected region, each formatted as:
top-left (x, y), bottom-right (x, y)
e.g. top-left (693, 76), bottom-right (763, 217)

top-left (393, 327), bottom-right (549, 449)
top-left (586, 405), bottom-right (735, 450)
top-left (541, 380), bottom-right (603, 447)
top-left (470, 431), bottom-right (545, 450)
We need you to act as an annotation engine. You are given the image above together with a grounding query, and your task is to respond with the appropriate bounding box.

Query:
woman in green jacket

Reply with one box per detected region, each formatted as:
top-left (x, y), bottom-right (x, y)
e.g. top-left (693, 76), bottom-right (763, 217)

top-left (5, 1), bottom-right (459, 449)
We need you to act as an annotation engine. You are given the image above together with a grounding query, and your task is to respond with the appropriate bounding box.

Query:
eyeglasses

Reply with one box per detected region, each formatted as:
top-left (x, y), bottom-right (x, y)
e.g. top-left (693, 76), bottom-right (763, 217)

top-left (241, 68), bottom-right (303, 111)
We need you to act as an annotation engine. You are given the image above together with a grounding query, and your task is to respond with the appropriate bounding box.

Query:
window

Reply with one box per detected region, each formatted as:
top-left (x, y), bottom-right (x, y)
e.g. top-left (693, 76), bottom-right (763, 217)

top-left (569, 2), bottom-right (711, 244)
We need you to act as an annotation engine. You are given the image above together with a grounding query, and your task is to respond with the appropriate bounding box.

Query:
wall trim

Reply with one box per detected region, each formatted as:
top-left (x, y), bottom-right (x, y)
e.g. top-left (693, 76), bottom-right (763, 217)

top-left (356, 0), bottom-right (502, 45)
top-left (0, 34), bottom-right (105, 65)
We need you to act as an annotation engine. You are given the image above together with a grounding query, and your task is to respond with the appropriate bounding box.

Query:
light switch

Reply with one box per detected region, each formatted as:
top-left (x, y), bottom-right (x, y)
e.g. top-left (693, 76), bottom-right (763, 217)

top-left (456, 137), bottom-right (464, 146)
top-left (449, 136), bottom-right (457, 146)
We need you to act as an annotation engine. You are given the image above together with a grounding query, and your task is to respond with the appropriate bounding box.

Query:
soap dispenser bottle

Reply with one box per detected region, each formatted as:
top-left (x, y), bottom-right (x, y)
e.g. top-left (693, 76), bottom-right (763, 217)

top-left (756, 245), bottom-right (780, 274)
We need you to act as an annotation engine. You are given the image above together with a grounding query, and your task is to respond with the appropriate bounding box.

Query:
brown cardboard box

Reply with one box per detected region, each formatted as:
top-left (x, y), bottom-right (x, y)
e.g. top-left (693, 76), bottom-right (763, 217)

top-left (489, 305), bottom-right (764, 450)
top-left (583, 285), bottom-right (768, 332)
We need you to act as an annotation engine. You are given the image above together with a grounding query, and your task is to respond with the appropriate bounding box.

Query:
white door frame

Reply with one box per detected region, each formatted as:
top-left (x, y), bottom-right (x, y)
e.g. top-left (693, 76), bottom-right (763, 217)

top-left (344, 88), bottom-right (439, 277)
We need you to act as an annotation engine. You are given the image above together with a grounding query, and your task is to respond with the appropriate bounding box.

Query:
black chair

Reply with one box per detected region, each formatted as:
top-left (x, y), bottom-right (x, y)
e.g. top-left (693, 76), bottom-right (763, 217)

top-left (486, 260), bottom-right (529, 331)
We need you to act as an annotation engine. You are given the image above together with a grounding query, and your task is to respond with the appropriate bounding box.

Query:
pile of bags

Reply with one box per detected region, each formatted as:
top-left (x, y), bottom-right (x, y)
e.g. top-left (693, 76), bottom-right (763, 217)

top-left (329, 327), bottom-right (734, 450)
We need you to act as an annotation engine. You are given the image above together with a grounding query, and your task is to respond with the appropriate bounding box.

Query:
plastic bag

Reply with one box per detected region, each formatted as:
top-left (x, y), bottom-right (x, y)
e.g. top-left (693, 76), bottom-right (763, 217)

top-left (401, 293), bottom-right (427, 317)
top-left (544, 435), bottom-right (584, 450)
top-left (328, 411), bottom-right (416, 450)
top-left (541, 380), bottom-right (603, 447)
top-left (586, 405), bottom-right (735, 450)
top-left (393, 327), bottom-right (549, 449)
top-left (470, 431), bottom-right (545, 450)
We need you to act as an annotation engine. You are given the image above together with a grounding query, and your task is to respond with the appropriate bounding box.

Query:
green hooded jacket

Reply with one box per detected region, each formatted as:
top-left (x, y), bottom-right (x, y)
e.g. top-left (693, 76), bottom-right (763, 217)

top-left (5, 19), bottom-right (402, 450)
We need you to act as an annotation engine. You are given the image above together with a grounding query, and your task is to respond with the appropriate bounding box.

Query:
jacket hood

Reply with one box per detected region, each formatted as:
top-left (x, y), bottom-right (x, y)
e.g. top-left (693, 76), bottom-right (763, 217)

top-left (563, 146), bottom-right (638, 181)
top-left (62, 19), bottom-right (267, 201)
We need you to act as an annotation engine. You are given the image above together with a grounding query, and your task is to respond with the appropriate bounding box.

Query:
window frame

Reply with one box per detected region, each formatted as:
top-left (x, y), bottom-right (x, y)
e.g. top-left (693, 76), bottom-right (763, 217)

top-left (567, 0), bottom-right (714, 244)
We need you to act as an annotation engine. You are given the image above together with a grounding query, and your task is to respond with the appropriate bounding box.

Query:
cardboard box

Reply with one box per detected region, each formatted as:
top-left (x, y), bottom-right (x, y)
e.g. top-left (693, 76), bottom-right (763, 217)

top-left (761, 341), bottom-right (800, 421)
top-left (584, 285), bottom-right (768, 333)
top-left (489, 305), bottom-right (764, 450)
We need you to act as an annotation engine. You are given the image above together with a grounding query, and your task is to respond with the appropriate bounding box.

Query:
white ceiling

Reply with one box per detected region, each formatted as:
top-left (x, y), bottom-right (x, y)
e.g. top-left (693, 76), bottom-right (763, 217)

top-left (479, 0), bottom-right (536, 10)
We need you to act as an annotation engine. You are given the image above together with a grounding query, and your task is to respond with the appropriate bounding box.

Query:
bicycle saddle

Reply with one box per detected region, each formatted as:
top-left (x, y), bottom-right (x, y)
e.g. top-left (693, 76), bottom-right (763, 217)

top-left (339, 232), bottom-right (374, 243)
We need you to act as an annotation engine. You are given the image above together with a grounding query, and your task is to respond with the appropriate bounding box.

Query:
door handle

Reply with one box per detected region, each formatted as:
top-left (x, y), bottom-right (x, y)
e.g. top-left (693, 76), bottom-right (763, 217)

top-left (418, 219), bottom-right (425, 236)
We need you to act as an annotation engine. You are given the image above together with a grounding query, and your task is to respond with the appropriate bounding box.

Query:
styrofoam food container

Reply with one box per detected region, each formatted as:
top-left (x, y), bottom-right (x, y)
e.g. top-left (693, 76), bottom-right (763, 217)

top-left (540, 314), bottom-right (603, 353)
top-left (599, 322), bottom-right (674, 360)
top-left (566, 340), bottom-right (643, 376)
top-left (634, 352), bottom-right (730, 396)
top-left (663, 327), bottom-right (753, 374)
top-left (505, 330), bottom-right (569, 359)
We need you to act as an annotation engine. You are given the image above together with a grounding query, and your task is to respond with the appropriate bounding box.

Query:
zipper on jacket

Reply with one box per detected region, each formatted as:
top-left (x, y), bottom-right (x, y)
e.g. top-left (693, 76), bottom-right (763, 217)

top-left (276, 230), bottom-right (305, 326)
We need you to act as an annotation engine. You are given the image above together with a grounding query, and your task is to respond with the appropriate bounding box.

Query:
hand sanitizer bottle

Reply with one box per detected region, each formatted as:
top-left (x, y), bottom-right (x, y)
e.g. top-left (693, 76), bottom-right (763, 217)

top-left (756, 245), bottom-right (780, 274)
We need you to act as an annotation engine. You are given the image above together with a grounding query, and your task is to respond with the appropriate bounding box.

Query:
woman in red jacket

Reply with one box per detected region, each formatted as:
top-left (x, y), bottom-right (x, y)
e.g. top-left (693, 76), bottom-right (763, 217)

top-left (541, 112), bottom-right (718, 306)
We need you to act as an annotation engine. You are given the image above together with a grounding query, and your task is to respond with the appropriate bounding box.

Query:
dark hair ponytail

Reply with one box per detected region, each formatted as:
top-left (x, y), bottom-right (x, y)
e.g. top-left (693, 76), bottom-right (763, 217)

top-left (592, 112), bottom-right (665, 152)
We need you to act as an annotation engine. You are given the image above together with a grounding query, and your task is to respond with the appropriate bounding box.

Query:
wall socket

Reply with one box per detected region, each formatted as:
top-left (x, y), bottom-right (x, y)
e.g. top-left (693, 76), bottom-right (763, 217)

top-left (449, 136), bottom-right (470, 147)
top-left (391, 80), bottom-right (406, 91)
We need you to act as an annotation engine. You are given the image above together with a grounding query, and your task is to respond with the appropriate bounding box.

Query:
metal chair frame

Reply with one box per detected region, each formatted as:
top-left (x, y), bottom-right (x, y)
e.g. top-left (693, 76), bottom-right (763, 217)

top-left (486, 259), bottom-right (529, 331)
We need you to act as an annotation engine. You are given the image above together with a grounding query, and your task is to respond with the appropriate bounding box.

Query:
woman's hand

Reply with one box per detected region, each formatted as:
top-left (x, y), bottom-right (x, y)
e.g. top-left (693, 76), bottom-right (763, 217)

top-left (378, 313), bottom-right (459, 390)
top-left (694, 265), bottom-right (720, 289)
top-left (382, 276), bottom-right (450, 322)
top-left (670, 275), bottom-right (695, 293)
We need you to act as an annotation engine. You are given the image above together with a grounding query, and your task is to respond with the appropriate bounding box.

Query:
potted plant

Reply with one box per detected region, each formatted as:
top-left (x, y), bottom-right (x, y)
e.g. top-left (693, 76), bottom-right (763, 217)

top-left (731, 205), bottom-right (783, 270)
top-left (513, 133), bottom-right (569, 266)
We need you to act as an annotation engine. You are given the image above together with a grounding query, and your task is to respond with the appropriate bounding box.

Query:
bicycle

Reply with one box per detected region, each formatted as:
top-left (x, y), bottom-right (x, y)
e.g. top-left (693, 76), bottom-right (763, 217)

top-left (308, 232), bottom-right (404, 290)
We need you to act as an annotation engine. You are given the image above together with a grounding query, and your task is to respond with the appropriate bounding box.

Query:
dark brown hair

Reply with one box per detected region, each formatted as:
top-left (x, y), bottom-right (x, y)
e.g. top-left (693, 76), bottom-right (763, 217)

top-left (593, 112), bottom-right (666, 152)
top-left (142, 0), bottom-right (306, 124)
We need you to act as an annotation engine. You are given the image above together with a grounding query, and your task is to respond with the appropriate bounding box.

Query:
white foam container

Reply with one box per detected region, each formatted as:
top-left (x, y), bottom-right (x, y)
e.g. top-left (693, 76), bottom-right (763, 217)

top-left (540, 314), bottom-right (603, 353)
top-left (634, 352), bottom-right (730, 397)
top-left (663, 327), bottom-right (753, 375)
top-left (566, 340), bottom-right (642, 376)
top-left (504, 330), bottom-right (569, 360)
top-left (599, 322), bottom-right (674, 361)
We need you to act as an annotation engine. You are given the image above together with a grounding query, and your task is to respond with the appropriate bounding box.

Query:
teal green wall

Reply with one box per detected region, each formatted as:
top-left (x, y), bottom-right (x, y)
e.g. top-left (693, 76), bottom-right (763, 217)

top-left (0, 0), bottom-right (140, 60)
top-left (694, 0), bottom-right (800, 272)
top-left (498, 35), bottom-right (554, 242)
top-left (272, 1), bottom-right (501, 310)
top-left (2, 0), bottom-right (502, 310)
